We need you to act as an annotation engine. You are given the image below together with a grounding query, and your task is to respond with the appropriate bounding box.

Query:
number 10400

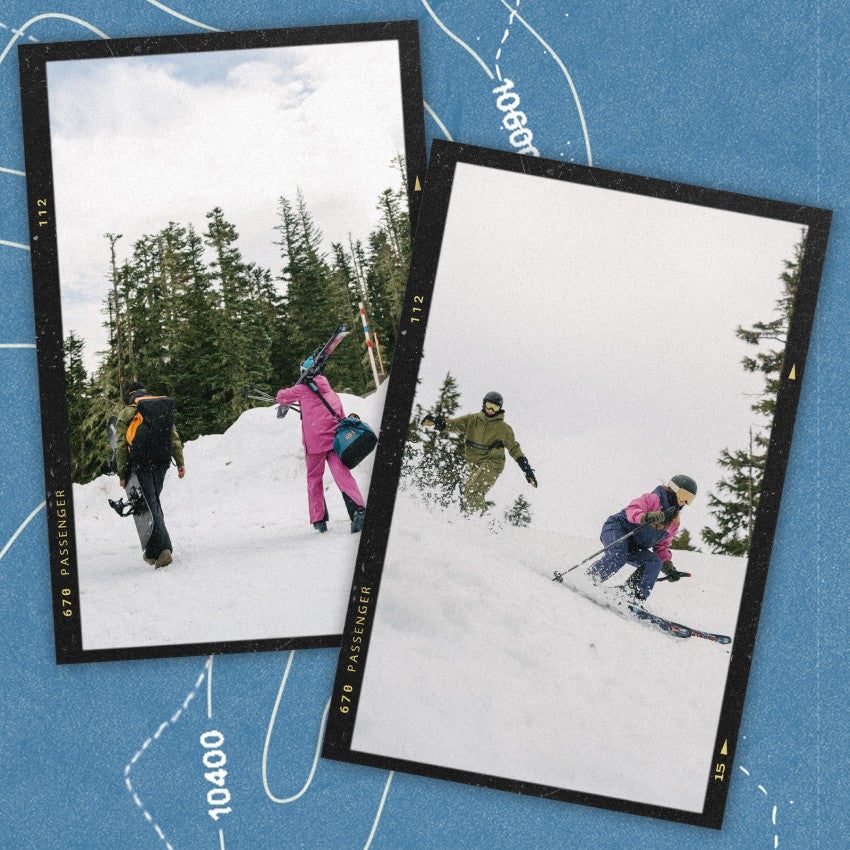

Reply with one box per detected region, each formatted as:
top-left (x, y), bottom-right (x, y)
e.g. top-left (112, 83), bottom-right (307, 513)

top-left (200, 730), bottom-right (232, 820)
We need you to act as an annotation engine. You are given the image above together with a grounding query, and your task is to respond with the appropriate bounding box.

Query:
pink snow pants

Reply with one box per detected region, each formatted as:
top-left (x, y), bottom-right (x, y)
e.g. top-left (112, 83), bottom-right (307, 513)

top-left (305, 449), bottom-right (364, 523)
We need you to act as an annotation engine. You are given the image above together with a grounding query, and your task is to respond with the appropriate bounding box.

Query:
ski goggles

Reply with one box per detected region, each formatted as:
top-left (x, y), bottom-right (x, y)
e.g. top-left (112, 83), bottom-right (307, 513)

top-left (671, 488), bottom-right (695, 506)
top-left (483, 402), bottom-right (501, 414)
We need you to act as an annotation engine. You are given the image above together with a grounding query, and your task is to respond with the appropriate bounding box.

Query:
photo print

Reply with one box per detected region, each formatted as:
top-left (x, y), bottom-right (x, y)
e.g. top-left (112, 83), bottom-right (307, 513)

top-left (18, 22), bottom-right (425, 662)
top-left (324, 141), bottom-right (831, 827)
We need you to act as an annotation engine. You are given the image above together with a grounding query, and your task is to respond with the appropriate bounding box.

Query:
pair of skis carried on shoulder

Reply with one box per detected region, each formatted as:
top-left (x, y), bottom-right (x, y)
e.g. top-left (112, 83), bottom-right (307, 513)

top-left (241, 324), bottom-right (351, 417)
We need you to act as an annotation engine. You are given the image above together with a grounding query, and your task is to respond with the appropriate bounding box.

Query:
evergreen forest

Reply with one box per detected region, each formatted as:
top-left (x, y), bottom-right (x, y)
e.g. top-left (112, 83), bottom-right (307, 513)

top-left (65, 158), bottom-right (410, 484)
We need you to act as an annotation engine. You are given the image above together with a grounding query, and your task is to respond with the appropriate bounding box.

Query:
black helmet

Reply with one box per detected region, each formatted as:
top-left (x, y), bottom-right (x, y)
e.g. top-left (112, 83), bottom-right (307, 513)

top-left (666, 474), bottom-right (698, 505)
top-left (482, 391), bottom-right (503, 414)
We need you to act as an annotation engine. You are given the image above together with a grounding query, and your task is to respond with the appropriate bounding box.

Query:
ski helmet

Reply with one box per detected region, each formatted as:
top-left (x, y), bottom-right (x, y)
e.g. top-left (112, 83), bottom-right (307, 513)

top-left (666, 474), bottom-right (698, 505)
top-left (482, 391), bottom-right (503, 414)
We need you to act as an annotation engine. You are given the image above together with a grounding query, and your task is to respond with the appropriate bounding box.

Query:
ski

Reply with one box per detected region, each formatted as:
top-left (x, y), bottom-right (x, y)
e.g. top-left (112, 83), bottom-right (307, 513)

top-left (277, 325), bottom-right (350, 419)
top-left (299, 324), bottom-right (350, 383)
top-left (628, 605), bottom-right (731, 644)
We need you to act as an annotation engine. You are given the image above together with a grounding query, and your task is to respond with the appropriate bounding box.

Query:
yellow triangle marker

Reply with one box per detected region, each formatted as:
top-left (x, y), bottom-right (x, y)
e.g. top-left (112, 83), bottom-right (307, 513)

top-left (414, 176), bottom-right (422, 192)
top-left (720, 740), bottom-right (728, 756)
top-left (788, 364), bottom-right (796, 380)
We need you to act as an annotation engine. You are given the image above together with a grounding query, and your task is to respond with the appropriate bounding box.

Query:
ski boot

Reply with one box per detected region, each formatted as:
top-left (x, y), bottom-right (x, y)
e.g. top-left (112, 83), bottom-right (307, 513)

top-left (313, 520), bottom-right (328, 533)
top-left (350, 508), bottom-right (366, 534)
top-left (155, 549), bottom-right (172, 569)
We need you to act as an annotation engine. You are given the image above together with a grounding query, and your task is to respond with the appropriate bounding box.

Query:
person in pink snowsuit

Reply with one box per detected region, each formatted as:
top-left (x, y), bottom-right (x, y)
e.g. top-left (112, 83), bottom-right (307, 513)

top-left (276, 376), bottom-right (366, 533)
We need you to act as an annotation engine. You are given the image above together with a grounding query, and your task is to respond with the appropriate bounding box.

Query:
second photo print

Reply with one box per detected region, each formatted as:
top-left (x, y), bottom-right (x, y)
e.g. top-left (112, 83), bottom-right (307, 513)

top-left (325, 141), bottom-right (830, 827)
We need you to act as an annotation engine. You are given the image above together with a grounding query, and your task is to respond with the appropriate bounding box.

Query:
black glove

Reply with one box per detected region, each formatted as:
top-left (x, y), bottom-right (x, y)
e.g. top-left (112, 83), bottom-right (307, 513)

top-left (661, 561), bottom-right (680, 581)
top-left (516, 456), bottom-right (537, 488)
top-left (422, 413), bottom-right (446, 431)
top-left (641, 510), bottom-right (666, 526)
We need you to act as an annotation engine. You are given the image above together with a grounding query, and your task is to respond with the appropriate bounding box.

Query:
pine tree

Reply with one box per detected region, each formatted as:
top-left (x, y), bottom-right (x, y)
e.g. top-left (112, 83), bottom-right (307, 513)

top-left (505, 495), bottom-right (532, 527)
top-left (402, 373), bottom-right (467, 508)
top-left (64, 332), bottom-right (97, 482)
top-left (205, 207), bottom-right (261, 427)
top-left (670, 528), bottom-right (698, 551)
top-left (701, 233), bottom-right (806, 554)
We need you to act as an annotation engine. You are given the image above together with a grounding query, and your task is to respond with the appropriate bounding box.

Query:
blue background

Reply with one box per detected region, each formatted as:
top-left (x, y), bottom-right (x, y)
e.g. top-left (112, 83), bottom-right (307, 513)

top-left (1, 2), bottom-right (847, 847)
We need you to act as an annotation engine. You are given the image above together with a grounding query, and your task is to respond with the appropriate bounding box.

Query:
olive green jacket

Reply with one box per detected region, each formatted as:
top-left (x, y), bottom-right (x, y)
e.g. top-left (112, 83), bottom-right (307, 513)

top-left (115, 402), bottom-right (184, 480)
top-left (443, 411), bottom-right (523, 467)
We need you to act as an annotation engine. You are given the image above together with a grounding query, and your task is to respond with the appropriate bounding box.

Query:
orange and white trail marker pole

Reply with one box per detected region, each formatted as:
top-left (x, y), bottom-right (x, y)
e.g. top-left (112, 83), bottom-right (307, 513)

top-left (373, 331), bottom-right (386, 375)
top-left (359, 301), bottom-right (381, 388)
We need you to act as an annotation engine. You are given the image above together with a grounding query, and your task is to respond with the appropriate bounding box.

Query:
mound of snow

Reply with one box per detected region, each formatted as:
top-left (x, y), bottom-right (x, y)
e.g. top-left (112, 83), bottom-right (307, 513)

top-left (352, 489), bottom-right (746, 813)
top-left (74, 383), bottom-right (386, 650)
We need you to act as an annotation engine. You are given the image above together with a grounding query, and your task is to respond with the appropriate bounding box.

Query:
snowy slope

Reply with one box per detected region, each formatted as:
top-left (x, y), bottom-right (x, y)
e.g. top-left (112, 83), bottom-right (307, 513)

top-left (74, 384), bottom-right (386, 650)
top-left (352, 490), bottom-right (746, 814)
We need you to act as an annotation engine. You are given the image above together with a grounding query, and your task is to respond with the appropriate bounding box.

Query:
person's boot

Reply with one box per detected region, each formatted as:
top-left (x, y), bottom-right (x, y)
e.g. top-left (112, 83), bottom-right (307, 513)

top-left (313, 520), bottom-right (328, 533)
top-left (350, 508), bottom-right (366, 534)
top-left (144, 555), bottom-right (157, 566)
top-left (620, 573), bottom-right (647, 606)
top-left (155, 549), bottom-right (172, 569)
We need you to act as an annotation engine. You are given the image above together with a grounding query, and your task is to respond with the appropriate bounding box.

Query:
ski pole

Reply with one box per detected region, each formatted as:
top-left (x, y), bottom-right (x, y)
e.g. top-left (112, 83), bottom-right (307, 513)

top-left (552, 527), bottom-right (641, 582)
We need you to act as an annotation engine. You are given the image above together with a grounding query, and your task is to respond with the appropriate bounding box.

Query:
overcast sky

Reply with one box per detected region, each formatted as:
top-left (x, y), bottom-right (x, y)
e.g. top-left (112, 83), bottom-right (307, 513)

top-left (412, 162), bottom-right (805, 540)
top-left (46, 40), bottom-right (406, 372)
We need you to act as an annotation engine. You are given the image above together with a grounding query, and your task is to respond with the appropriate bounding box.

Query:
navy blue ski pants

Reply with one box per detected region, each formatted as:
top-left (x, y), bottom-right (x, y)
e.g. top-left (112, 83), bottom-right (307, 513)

top-left (587, 518), bottom-right (663, 598)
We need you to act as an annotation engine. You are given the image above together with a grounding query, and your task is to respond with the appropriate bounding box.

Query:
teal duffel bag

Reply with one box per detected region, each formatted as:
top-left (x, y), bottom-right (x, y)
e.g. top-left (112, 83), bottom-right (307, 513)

top-left (333, 414), bottom-right (378, 469)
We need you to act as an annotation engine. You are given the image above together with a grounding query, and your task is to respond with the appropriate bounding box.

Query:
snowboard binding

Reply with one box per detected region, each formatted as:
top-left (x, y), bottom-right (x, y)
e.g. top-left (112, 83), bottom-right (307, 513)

top-left (109, 486), bottom-right (146, 518)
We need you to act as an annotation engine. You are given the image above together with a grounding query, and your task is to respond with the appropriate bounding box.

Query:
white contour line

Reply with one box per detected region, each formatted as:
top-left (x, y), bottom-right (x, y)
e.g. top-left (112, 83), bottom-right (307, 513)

top-left (0, 239), bottom-right (30, 251)
top-left (219, 827), bottom-right (225, 850)
top-left (363, 771), bottom-right (395, 850)
top-left (737, 764), bottom-right (780, 847)
top-left (424, 100), bottom-right (454, 141)
top-left (494, 1), bottom-right (518, 67)
top-left (0, 166), bottom-right (25, 176)
top-left (262, 650), bottom-right (332, 804)
top-left (207, 654), bottom-right (214, 719)
top-left (143, 1), bottom-right (220, 33)
top-left (0, 14), bottom-right (109, 67)
top-left (496, 0), bottom-right (593, 166)
top-left (0, 500), bottom-right (45, 561)
top-left (0, 343), bottom-right (36, 348)
top-left (420, 0), bottom-right (494, 79)
top-left (123, 660), bottom-right (208, 850)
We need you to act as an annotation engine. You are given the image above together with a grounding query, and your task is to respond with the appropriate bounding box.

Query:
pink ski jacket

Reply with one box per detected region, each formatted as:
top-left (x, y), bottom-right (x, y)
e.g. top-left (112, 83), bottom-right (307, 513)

top-left (623, 491), bottom-right (680, 563)
top-left (276, 376), bottom-right (344, 454)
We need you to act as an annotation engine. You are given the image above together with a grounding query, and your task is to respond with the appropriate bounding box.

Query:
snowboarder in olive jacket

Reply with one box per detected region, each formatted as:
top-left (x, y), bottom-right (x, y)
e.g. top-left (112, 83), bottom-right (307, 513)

top-left (422, 391), bottom-right (537, 514)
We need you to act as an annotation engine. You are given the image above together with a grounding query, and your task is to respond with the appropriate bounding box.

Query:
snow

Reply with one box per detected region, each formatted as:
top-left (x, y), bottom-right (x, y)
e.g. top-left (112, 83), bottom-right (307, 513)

top-left (74, 384), bottom-right (386, 650)
top-left (351, 489), bottom-right (747, 814)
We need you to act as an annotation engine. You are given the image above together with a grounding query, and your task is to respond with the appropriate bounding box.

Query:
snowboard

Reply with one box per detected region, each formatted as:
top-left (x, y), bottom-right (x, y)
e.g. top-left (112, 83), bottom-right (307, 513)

top-left (106, 416), bottom-right (154, 551)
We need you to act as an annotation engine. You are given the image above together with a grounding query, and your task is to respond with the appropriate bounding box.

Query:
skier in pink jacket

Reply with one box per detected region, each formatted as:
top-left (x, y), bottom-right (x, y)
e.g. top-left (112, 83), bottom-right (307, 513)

top-left (276, 375), bottom-right (366, 533)
top-left (585, 475), bottom-right (697, 602)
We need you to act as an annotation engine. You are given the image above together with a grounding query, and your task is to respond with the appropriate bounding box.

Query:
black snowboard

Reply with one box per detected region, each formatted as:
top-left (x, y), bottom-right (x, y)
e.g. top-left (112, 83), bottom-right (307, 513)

top-left (106, 416), bottom-right (154, 551)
